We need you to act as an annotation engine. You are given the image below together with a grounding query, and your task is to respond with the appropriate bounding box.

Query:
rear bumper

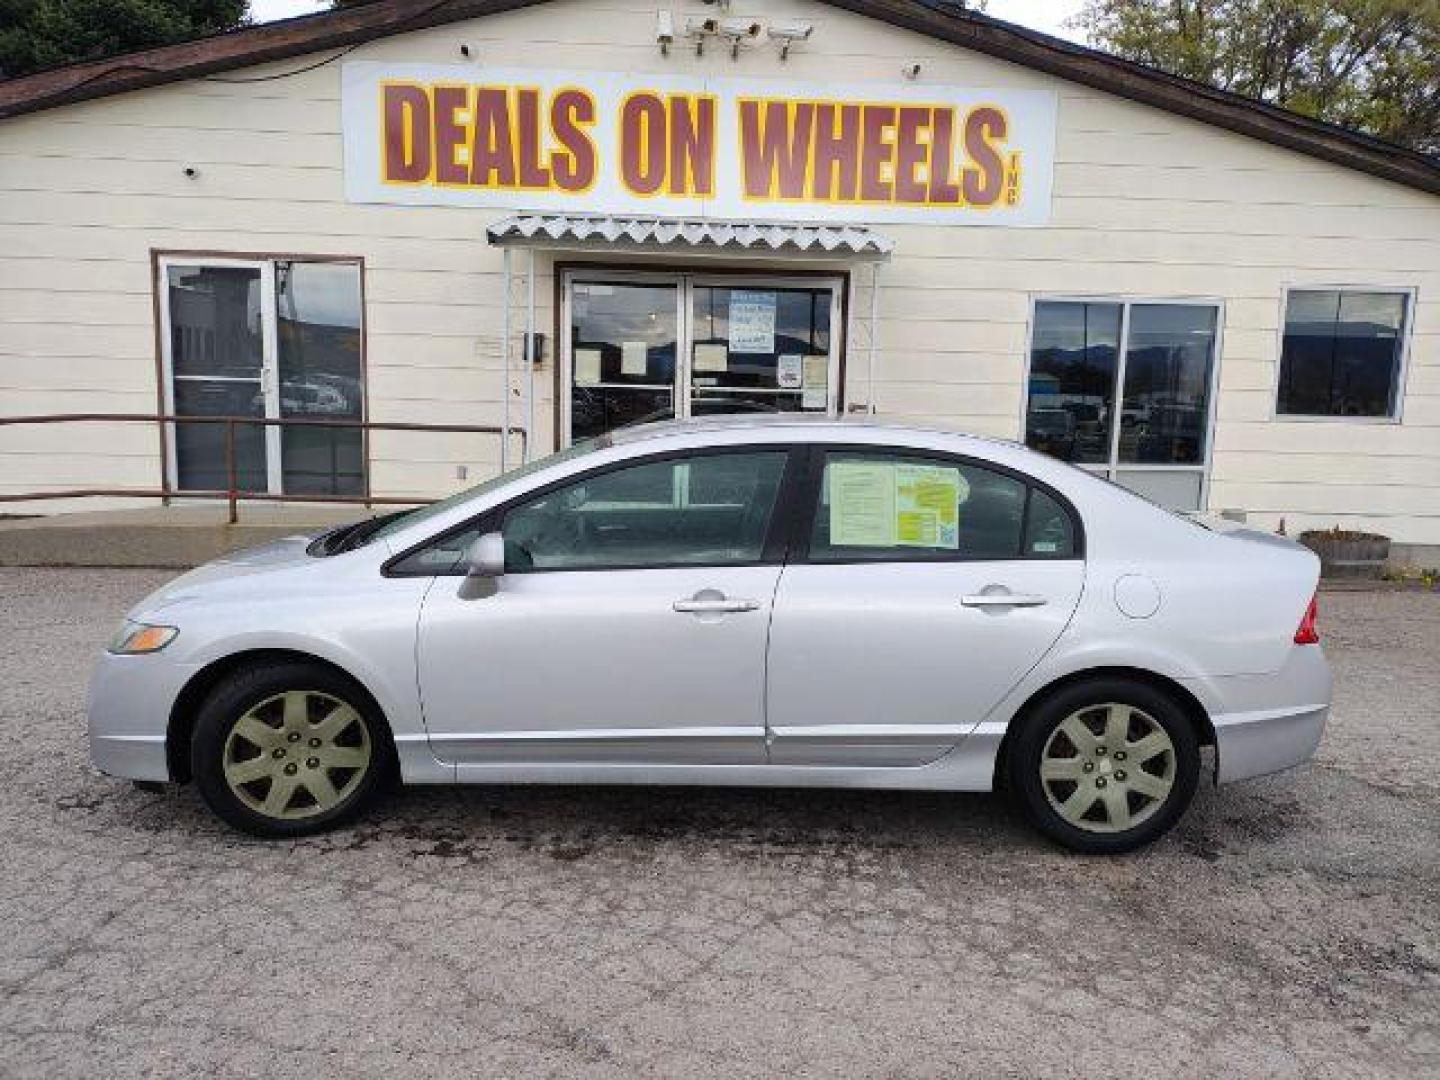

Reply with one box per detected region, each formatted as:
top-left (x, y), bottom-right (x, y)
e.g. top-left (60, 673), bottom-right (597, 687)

top-left (1196, 646), bottom-right (1332, 784)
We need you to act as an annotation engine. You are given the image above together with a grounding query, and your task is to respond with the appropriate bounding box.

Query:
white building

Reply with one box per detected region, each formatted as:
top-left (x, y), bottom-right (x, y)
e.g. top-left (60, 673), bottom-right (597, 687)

top-left (1, 0), bottom-right (1437, 558)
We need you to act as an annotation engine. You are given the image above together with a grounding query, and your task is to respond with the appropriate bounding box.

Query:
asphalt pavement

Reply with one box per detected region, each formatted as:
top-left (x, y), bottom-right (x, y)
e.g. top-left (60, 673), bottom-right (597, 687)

top-left (0, 568), bottom-right (1436, 1078)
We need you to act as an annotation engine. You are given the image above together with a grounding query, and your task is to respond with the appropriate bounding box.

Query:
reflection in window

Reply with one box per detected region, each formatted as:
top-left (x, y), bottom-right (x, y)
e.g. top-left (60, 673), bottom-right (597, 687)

top-left (1025, 300), bottom-right (1219, 512)
top-left (689, 286), bottom-right (832, 416)
top-left (1025, 302), bottom-right (1120, 465)
top-left (1118, 304), bottom-right (1217, 465)
top-left (502, 452), bottom-right (788, 570)
top-left (276, 262), bottom-right (365, 497)
top-left (1277, 290), bottom-right (1409, 418)
top-left (570, 281), bottom-right (678, 438)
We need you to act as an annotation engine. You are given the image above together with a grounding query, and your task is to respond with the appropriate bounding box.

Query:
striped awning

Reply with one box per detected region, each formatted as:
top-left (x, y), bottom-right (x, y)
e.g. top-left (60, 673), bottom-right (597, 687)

top-left (486, 213), bottom-right (893, 260)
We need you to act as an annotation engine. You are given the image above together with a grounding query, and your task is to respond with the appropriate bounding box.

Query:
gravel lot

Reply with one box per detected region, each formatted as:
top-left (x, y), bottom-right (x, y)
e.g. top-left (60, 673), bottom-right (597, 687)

top-left (1, 567), bottom-right (1436, 1078)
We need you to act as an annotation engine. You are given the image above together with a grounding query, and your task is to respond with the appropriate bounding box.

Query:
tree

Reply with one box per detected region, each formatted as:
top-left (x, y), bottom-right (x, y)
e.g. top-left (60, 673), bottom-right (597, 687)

top-left (1076, 0), bottom-right (1440, 153)
top-left (0, 0), bottom-right (249, 78)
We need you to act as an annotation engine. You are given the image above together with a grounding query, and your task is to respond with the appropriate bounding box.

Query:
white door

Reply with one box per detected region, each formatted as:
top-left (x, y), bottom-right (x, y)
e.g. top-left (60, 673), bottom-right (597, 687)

top-left (766, 447), bottom-right (1086, 767)
top-left (415, 447), bottom-right (796, 766)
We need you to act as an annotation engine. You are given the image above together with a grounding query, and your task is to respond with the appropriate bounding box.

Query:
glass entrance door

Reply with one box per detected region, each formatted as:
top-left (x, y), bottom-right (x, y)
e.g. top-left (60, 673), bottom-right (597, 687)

top-left (161, 257), bottom-right (365, 497)
top-left (564, 272), bottom-right (841, 444)
top-left (568, 279), bottom-right (681, 441)
top-left (163, 262), bottom-right (274, 493)
top-left (688, 283), bottom-right (836, 417)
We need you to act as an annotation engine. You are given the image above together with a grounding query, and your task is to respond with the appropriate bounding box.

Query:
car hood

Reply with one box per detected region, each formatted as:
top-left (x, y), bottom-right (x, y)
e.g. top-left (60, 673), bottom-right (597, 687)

top-left (129, 534), bottom-right (320, 616)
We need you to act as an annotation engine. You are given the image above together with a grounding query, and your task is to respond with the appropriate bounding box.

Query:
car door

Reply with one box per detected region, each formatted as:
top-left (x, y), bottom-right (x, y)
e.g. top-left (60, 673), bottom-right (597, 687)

top-left (411, 446), bottom-right (798, 767)
top-left (765, 446), bottom-right (1085, 767)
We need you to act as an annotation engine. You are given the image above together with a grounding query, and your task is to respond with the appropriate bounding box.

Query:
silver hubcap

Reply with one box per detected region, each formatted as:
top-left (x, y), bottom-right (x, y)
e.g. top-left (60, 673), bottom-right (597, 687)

top-left (223, 690), bottom-right (372, 820)
top-left (1040, 703), bottom-right (1176, 834)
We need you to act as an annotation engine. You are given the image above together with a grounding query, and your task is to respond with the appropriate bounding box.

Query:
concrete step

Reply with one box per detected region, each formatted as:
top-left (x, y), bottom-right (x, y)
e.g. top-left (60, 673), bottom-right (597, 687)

top-left (0, 506), bottom-right (379, 568)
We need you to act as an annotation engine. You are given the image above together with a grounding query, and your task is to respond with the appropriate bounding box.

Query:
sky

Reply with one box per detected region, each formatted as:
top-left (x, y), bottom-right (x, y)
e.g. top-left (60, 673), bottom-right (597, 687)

top-left (248, 1), bottom-right (1088, 43)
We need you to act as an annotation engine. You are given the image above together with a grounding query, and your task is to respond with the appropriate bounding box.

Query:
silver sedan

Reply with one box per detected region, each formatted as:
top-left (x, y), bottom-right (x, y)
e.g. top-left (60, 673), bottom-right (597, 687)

top-left (89, 418), bottom-right (1331, 853)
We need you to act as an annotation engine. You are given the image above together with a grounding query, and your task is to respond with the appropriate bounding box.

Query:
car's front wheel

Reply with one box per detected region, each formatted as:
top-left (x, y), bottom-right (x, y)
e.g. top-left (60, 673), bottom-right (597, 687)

top-left (1007, 678), bottom-right (1200, 854)
top-left (191, 661), bottom-right (391, 838)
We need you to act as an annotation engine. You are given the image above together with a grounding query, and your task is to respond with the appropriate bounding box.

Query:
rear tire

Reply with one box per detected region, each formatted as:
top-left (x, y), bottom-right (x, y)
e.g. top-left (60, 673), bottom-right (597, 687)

top-left (191, 661), bottom-right (392, 838)
top-left (1007, 678), bottom-right (1200, 854)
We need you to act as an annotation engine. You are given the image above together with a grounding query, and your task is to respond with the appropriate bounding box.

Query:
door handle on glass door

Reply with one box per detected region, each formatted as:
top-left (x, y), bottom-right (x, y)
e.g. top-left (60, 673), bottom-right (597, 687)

top-left (673, 595), bottom-right (761, 614)
top-left (960, 592), bottom-right (1048, 608)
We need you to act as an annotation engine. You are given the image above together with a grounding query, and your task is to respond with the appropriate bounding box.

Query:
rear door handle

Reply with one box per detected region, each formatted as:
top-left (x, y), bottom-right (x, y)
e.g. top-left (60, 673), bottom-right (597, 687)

top-left (961, 593), bottom-right (1048, 608)
top-left (674, 595), bottom-right (761, 614)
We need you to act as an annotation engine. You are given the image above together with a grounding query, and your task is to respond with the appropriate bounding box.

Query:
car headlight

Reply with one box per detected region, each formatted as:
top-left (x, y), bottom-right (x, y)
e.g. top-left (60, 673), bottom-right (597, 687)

top-left (108, 620), bottom-right (179, 655)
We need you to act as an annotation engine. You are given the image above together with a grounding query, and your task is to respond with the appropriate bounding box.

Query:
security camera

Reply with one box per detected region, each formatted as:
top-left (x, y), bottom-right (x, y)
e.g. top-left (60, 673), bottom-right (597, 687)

top-left (717, 17), bottom-right (760, 57)
top-left (767, 21), bottom-right (812, 60)
top-left (656, 11), bottom-right (674, 55)
top-left (684, 14), bottom-right (716, 54)
top-left (902, 60), bottom-right (922, 79)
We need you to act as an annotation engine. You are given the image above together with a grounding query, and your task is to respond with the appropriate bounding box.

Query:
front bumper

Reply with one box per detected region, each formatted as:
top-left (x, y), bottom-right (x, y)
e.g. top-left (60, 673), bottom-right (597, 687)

top-left (87, 649), bottom-right (194, 782)
top-left (1199, 646), bottom-right (1333, 784)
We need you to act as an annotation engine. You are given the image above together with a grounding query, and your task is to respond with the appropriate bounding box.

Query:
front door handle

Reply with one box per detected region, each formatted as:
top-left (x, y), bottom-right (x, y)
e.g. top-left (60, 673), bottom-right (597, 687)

top-left (674, 591), bottom-right (761, 614)
top-left (961, 592), bottom-right (1048, 608)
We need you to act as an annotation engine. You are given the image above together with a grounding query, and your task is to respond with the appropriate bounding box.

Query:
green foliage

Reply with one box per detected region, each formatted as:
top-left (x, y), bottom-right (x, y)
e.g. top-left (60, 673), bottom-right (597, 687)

top-left (1076, 0), bottom-right (1440, 153)
top-left (0, 0), bottom-right (248, 78)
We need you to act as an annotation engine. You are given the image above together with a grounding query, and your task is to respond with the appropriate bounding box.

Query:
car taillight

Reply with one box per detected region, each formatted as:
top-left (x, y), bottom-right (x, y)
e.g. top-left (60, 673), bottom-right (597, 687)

top-left (1294, 594), bottom-right (1319, 645)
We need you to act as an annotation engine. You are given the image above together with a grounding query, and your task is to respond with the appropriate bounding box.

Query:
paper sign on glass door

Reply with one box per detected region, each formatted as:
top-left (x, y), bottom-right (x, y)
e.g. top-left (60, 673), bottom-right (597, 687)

top-left (621, 341), bottom-right (648, 377)
top-left (575, 348), bottom-right (601, 385)
top-left (777, 354), bottom-right (803, 389)
top-left (801, 354), bottom-right (829, 409)
top-left (694, 344), bottom-right (729, 373)
top-left (728, 290), bottom-right (777, 353)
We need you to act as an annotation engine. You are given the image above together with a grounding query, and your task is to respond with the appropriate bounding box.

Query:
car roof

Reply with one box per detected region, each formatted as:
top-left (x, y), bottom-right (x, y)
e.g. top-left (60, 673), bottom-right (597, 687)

top-left (608, 413), bottom-right (1020, 452)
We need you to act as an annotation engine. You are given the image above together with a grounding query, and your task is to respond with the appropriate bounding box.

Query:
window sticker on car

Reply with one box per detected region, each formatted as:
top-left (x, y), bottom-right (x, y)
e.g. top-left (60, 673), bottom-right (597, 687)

top-left (828, 461), bottom-right (966, 548)
top-left (829, 461), bottom-right (896, 546)
top-left (896, 465), bottom-right (964, 549)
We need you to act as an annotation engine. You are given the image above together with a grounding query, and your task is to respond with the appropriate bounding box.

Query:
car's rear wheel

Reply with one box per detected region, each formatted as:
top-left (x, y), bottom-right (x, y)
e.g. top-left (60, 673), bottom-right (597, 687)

top-left (191, 662), bottom-right (391, 838)
top-left (1007, 678), bottom-right (1200, 854)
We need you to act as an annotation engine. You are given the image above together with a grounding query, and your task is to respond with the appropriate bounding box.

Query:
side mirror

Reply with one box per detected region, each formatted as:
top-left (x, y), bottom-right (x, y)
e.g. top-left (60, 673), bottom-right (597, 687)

top-left (465, 532), bottom-right (507, 578)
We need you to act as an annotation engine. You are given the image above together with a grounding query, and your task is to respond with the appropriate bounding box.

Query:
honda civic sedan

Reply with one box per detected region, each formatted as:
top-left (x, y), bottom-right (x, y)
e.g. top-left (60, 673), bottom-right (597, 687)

top-left (89, 418), bottom-right (1331, 853)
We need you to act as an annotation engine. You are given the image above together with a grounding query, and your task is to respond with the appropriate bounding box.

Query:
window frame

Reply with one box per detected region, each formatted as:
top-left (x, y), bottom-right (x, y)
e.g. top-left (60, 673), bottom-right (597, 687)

top-left (557, 265), bottom-right (847, 447)
top-left (151, 249), bottom-right (369, 500)
top-left (382, 443), bottom-right (809, 578)
top-left (1271, 284), bottom-right (1417, 425)
top-left (1019, 294), bottom-right (1225, 513)
top-left (790, 444), bottom-right (1086, 566)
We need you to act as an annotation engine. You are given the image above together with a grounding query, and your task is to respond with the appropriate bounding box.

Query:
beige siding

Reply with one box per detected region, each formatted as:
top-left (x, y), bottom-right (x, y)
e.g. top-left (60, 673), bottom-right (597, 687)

top-left (1, 0), bottom-right (1438, 539)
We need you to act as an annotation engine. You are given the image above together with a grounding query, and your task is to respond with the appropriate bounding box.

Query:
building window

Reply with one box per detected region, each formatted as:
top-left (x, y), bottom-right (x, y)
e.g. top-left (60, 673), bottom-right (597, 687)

top-left (160, 257), bottom-right (365, 497)
top-left (1025, 299), bottom-right (1219, 511)
top-left (1276, 289), bottom-right (1410, 419)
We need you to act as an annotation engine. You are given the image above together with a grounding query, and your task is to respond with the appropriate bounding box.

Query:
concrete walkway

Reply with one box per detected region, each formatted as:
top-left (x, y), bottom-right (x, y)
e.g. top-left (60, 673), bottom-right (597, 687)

top-left (0, 504), bottom-right (383, 568)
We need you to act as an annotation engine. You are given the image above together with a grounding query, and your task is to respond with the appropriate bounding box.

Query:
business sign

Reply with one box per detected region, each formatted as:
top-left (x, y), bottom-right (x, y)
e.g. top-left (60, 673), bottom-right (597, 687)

top-left (342, 63), bottom-right (1056, 226)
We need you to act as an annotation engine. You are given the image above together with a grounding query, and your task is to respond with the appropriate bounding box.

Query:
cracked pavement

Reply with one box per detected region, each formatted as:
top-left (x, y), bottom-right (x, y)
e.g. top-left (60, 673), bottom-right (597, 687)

top-left (0, 567), bottom-right (1436, 1078)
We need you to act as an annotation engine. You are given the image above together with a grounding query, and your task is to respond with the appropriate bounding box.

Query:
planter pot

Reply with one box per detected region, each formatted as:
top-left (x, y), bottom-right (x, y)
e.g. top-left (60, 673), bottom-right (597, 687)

top-left (1299, 530), bottom-right (1391, 580)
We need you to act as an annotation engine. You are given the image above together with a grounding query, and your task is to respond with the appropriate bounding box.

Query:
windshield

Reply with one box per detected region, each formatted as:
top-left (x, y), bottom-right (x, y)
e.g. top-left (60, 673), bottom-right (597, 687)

top-left (366, 437), bottom-right (609, 545)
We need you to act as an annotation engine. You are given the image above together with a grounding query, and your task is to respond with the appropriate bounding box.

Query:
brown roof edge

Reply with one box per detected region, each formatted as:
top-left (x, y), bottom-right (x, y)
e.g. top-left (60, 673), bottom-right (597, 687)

top-left (0, 0), bottom-right (543, 119)
top-left (0, 0), bottom-right (1436, 198)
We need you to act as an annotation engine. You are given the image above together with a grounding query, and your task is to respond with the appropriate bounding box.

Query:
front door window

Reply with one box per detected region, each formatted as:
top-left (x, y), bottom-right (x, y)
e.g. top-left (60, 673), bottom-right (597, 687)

top-left (565, 273), bottom-right (840, 443)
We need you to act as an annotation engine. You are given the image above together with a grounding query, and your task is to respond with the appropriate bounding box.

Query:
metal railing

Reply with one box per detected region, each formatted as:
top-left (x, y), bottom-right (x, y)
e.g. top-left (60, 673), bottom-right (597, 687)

top-left (0, 413), bottom-right (526, 523)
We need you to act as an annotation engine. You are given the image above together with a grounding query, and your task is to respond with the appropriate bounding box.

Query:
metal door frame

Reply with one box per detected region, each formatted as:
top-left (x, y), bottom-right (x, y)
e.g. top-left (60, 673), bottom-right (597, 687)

top-left (560, 268), bottom-right (845, 446)
top-left (157, 255), bottom-right (283, 494)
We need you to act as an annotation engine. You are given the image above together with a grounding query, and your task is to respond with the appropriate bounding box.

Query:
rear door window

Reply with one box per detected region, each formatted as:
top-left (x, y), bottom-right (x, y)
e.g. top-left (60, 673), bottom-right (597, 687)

top-left (805, 449), bottom-right (1078, 562)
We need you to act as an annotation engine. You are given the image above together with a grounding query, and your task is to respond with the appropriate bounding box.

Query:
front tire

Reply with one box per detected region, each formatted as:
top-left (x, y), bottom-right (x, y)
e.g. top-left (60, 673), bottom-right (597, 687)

top-left (1007, 678), bottom-right (1200, 854)
top-left (191, 661), bottom-right (391, 838)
